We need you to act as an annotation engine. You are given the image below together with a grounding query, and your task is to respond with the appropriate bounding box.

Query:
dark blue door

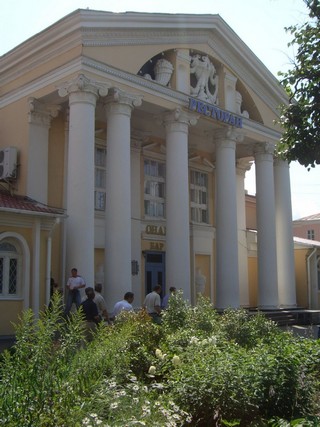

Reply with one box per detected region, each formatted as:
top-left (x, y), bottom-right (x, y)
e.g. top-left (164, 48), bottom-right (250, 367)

top-left (145, 251), bottom-right (165, 297)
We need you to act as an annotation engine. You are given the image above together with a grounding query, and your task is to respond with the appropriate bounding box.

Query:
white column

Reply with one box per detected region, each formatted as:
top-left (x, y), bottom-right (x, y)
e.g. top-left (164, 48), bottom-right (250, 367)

top-left (162, 108), bottom-right (198, 302)
top-left (58, 74), bottom-right (109, 286)
top-left (254, 143), bottom-right (279, 309)
top-left (104, 89), bottom-right (143, 308)
top-left (131, 139), bottom-right (143, 308)
top-left (27, 98), bottom-right (60, 204)
top-left (215, 128), bottom-right (240, 309)
top-left (32, 219), bottom-right (41, 318)
top-left (236, 158), bottom-right (251, 307)
top-left (274, 158), bottom-right (297, 307)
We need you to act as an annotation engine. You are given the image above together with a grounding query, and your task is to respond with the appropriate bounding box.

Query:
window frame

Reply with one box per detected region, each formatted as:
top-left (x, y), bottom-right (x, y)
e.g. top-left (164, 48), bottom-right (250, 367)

top-left (0, 240), bottom-right (22, 300)
top-left (190, 169), bottom-right (209, 224)
top-left (307, 229), bottom-right (315, 240)
top-left (94, 143), bottom-right (107, 212)
top-left (144, 158), bottom-right (166, 219)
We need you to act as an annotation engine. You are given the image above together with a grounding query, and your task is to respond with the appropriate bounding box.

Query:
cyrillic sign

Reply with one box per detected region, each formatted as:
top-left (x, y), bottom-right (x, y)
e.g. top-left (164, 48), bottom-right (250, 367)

top-left (189, 98), bottom-right (243, 128)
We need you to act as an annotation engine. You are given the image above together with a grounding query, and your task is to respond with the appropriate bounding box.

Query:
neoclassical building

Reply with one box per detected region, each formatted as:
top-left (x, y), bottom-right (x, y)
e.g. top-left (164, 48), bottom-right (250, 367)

top-left (1, 9), bottom-right (315, 335)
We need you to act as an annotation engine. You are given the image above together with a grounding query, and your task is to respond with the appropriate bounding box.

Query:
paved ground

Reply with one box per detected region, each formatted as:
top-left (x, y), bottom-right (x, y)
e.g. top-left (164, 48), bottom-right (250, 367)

top-left (282, 324), bottom-right (319, 339)
top-left (0, 337), bottom-right (15, 353)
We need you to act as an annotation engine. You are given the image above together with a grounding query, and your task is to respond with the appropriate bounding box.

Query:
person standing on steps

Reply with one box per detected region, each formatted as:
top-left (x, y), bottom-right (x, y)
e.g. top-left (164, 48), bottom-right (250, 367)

top-left (144, 284), bottom-right (162, 324)
top-left (64, 268), bottom-right (86, 316)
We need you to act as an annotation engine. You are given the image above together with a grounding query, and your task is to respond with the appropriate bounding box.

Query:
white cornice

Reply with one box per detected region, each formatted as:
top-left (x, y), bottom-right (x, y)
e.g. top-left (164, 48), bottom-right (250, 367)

top-left (82, 57), bottom-right (189, 102)
top-left (0, 58), bottom-right (84, 108)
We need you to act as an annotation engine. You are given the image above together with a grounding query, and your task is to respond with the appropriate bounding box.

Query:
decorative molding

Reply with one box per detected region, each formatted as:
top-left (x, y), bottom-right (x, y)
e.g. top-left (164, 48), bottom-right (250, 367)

top-left (82, 29), bottom-right (210, 47)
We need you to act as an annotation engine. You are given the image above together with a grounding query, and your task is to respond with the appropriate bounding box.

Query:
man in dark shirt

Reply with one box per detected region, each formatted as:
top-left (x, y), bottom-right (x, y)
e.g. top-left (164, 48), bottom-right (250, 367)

top-left (80, 287), bottom-right (100, 341)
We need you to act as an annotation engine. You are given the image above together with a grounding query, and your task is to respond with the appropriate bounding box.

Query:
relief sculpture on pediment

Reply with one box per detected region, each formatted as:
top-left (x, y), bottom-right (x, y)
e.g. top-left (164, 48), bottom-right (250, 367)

top-left (190, 54), bottom-right (218, 105)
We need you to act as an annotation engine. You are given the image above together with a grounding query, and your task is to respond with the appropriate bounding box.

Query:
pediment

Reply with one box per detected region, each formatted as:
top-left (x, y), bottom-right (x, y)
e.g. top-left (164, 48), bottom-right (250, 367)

top-left (78, 11), bottom-right (287, 123)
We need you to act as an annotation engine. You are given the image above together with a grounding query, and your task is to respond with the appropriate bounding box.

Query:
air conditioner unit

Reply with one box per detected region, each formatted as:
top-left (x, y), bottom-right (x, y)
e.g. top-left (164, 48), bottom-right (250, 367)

top-left (0, 147), bottom-right (18, 180)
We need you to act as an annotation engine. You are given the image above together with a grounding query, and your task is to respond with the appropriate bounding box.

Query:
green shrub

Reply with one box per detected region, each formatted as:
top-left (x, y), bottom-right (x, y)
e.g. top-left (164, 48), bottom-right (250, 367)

top-left (0, 291), bottom-right (319, 426)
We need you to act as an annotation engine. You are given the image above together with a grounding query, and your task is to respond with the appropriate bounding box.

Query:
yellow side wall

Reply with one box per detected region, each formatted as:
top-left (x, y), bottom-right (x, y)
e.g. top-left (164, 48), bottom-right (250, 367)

top-left (248, 256), bottom-right (258, 307)
top-left (295, 249), bottom-right (309, 308)
top-left (194, 254), bottom-right (211, 300)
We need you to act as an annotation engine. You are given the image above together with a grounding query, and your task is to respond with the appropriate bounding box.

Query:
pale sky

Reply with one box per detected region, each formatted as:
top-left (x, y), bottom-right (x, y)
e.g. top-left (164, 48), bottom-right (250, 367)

top-left (1, 0), bottom-right (319, 219)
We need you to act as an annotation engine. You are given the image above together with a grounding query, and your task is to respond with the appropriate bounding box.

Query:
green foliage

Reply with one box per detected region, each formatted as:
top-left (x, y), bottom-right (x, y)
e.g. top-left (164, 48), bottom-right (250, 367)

top-left (0, 291), bottom-right (320, 426)
top-left (277, 0), bottom-right (320, 168)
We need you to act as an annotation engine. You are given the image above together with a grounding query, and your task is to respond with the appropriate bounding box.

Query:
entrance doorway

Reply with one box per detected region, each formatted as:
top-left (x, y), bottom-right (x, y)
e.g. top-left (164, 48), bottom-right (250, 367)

top-left (144, 251), bottom-right (165, 297)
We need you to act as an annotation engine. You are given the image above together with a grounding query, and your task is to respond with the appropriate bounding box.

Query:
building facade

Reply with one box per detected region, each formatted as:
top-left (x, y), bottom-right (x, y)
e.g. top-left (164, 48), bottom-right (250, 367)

top-left (0, 9), bottom-right (305, 335)
top-left (293, 213), bottom-right (320, 241)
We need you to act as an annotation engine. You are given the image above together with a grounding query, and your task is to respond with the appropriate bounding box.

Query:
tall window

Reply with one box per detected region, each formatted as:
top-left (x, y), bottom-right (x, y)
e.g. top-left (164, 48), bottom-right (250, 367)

top-left (95, 146), bottom-right (106, 211)
top-left (190, 170), bottom-right (208, 223)
top-left (0, 242), bottom-right (20, 298)
top-left (144, 159), bottom-right (166, 218)
top-left (307, 229), bottom-right (315, 240)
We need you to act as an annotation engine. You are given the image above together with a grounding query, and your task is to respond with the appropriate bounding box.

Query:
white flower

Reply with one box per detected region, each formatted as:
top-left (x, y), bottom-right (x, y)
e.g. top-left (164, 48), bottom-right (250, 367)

top-left (172, 355), bottom-right (181, 366)
top-left (148, 365), bottom-right (156, 375)
top-left (110, 402), bottom-right (119, 409)
top-left (155, 348), bottom-right (163, 358)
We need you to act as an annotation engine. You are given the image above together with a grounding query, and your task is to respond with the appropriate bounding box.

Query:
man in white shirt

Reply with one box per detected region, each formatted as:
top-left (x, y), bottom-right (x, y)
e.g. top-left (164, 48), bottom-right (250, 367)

top-left (143, 285), bottom-right (162, 324)
top-left (64, 268), bottom-right (86, 316)
top-left (112, 292), bottom-right (134, 318)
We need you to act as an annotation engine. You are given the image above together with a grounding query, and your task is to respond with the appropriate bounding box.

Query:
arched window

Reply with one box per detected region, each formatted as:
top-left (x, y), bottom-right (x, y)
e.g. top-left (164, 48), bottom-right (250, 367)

top-left (0, 240), bottom-right (22, 299)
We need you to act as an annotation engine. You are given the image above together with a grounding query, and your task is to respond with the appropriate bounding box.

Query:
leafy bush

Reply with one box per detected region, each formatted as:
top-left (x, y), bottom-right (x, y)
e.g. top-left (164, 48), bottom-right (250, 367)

top-left (0, 292), bottom-right (319, 426)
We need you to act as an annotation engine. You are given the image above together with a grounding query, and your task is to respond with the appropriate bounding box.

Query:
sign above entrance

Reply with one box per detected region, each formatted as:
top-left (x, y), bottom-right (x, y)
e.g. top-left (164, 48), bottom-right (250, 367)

top-left (188, 98), bottom-right (243, 129)
top-left (146, 225), bottom-right (166, 236)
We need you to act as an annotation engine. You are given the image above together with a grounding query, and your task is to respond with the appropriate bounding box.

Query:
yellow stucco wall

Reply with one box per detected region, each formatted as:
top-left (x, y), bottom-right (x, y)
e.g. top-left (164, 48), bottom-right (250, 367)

top-left (194, 254), bottom-right (211, 300)
top-left (248, 256), bottom-right (258, 307)
top-left (0, 301), bottom-right (23, 335)
top-left (294, 248), bottom-right (309, 308)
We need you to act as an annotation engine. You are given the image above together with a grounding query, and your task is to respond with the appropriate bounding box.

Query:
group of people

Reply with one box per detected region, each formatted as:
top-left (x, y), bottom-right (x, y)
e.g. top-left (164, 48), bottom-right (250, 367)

top-left (63, 268), bottom-right (134, 322)
top-left (58, 268), bottom-right (177, 336)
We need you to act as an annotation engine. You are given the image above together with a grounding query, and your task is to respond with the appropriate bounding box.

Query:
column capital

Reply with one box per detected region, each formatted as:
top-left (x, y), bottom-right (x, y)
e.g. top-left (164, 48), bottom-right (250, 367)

top-left (254, 141), bottom-right (276, 159)
top-left (214, 126), bottom-right (244, 144)
top-left (158, 107), bottom-right (198, 133)
top-left (28, 97), bottom-right (61, 127)
top-left (105, 88), bottom-right (143, 117)
top-left (236, 158), bottom-right (253, 176)
top-left (58, 73), bottom-right (110, 99)
top-left (274, 156), bottom-right (289, 169)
